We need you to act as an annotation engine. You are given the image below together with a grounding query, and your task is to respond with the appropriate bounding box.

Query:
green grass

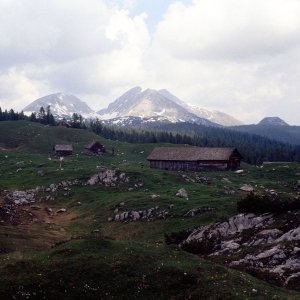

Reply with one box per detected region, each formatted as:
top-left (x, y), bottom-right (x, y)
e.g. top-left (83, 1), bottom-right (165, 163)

top-left (0, 238), bottom-right (299, 300)
top-left (0, 121), bottom-right (299, 299)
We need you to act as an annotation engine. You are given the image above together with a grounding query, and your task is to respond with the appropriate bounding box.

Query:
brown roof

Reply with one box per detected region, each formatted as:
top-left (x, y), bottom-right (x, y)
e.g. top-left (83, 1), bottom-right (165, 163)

top-left (85, 141), bottom-right (104, 150)
top-left (54, 144), bottom-right (73, 151)
top-left (147, 147), bottom-right (240, 161)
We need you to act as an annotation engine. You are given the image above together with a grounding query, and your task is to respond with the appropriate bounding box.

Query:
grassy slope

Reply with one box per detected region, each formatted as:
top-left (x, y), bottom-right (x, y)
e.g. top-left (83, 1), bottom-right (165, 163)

top-left (0, 121), bottom-right (299, 299)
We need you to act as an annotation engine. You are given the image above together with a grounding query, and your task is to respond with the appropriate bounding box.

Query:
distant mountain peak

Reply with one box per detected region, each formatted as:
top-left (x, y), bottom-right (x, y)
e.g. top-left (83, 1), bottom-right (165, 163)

top-left (23, 93), bottom-right (97, 120)
top-left (258, 117), bottom-right (289, 126)
top-left (97, 87), bottom-right (218, 126)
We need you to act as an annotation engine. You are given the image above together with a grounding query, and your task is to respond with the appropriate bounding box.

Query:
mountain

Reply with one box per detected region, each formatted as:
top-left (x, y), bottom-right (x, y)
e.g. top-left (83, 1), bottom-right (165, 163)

top-left (98, 87), bottom-right (217, 126)
top-left (157, 89), bottom-right (243, 126)
top-left (23, 93), bottom-right (97, 120)
top-left (258, 117), bottom-right (289, 126)
top-left (231, 120), bottom-right (300, 146)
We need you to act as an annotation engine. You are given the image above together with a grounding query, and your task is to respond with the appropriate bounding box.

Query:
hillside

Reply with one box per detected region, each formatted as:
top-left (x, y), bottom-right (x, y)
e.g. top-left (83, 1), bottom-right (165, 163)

top-left (0, 121), bottom-right (299, 299)
top-left (231, 124), bottom-right (300, 146)
top-left (98, 120), bottom-right (300, 164)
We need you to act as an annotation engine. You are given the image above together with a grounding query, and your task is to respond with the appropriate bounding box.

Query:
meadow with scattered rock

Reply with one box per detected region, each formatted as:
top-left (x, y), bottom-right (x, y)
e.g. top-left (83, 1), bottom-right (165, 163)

top-left (0, 121), bottom-right (299, 299)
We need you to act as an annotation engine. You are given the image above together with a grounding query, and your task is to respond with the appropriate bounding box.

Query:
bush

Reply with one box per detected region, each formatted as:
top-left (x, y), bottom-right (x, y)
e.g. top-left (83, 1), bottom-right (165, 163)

top-left (237, 192), bottom-right (300, 214)
top-left (164, 229), bottom-right (193, 245)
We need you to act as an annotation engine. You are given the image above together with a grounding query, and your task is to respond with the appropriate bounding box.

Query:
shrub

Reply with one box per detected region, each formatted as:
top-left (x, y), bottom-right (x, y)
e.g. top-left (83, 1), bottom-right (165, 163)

top-left (164, 229), bottom-right (193, 245)
top-left (237, 192), bottom-right (300, 214)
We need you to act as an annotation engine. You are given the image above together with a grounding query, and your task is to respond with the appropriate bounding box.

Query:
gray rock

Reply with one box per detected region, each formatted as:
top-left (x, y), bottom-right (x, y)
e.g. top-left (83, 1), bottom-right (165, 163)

top-left (276, 226), bottom-right (300, 242)
top-left (247, 229), bottom-right (283, 246)
top-left (87, 174), bottom-right (99, 185)
top-left (183, 213), bottom-right (273, 244)
top-left (240, 184), bottom-right (254, 192)
top-left (176, 188), bottom-right (188, 200)
top-left (131, 211), bottom-right (140, 221)
top-left (37, 170), bottom-right (44, 177)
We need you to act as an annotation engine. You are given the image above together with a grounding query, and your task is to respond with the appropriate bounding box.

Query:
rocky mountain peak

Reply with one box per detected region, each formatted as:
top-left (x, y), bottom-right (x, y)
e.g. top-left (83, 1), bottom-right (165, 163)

top-left (23, 92), bottom-right (96, 120)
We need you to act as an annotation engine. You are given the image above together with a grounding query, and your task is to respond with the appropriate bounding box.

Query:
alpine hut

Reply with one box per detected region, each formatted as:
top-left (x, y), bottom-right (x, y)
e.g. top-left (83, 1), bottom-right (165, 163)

top-left (147, 147), bottom-right (242, 171)
top-left (84, 141), bottom-right (106, 155)
top-left (54, 144), bottom-right (73, 156)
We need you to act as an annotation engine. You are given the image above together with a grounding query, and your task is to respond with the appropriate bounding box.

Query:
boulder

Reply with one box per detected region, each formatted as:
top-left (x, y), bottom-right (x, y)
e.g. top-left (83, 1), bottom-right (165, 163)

top-left (87, 174), bottom-right (99, 185)
top-left (235, 170), bottom-right (244, 174)
top-left (240, 184), bottom-right (254, 192)
top-left (176, 188), bottom-right (188, 200)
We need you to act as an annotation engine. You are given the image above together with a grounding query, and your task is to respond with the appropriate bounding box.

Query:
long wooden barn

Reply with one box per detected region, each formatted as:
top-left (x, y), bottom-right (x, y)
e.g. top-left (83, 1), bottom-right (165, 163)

top-left (147, 147), bottom-right (242, 171)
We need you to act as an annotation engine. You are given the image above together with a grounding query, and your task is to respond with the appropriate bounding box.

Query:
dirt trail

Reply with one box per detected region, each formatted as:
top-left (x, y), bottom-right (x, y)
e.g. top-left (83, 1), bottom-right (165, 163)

top-left (0, 201), bottom-right (78, 253)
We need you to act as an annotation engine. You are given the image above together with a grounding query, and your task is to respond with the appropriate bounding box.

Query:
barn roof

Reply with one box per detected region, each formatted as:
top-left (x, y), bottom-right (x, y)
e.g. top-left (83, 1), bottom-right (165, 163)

top-left (85, 141), bottom-right (104, 150)
top-left (54, 144), bottom-right (73, 151)
top-left (147, 147), bottom-right (241, 161)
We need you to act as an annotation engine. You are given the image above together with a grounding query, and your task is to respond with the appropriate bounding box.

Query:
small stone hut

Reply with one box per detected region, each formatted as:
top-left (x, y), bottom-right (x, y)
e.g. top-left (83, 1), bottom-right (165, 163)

top-left (147, 147), bottom-right (242, 171)
top-left (54, 144), bottom-right (73, 156)
top-left (85, 141), bottom-right (106, 155)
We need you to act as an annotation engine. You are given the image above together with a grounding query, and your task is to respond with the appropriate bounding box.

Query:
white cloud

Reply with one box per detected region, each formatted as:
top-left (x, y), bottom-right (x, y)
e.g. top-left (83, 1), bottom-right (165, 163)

top-left (155, 0), bottom-right (300, 61)
top-left (0, 0), bottom-right (300, 124)
top-left (145, 0), bottom-right (300, 124)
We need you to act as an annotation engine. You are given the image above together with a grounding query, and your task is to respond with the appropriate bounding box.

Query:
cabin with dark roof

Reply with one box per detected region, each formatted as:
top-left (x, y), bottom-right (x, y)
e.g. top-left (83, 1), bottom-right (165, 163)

top-left (53, 144), bottom-right (73, 156)
top-left (84, 141), bottom-right (106, 155)
top-left (147, 147), bottom-right (242, 171)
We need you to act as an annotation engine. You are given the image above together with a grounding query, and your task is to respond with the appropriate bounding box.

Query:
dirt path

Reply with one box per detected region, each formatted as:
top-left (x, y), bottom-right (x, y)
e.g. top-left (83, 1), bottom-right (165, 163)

top-left (0, 201), bottom-right (78, 253)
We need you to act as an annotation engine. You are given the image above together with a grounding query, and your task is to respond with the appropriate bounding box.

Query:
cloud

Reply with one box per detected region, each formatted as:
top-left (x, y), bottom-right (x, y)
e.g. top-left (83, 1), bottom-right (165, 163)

top-left (155, 0), bottom-right (300, 61)
top-left (0, 0), bottom-right (300, 124)
top-left (0, 0), bottom-right (150, 109)
top-left (146, 0), bottom-right (300, 124)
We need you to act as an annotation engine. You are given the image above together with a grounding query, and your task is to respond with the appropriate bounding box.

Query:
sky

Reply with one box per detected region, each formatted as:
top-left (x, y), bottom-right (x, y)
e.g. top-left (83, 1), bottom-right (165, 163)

top-left (0, 0), bottom-right (300, 125)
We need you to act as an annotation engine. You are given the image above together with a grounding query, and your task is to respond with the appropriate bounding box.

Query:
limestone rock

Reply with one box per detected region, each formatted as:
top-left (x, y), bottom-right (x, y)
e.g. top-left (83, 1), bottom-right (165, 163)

top-left (240, 184), bottom-right (254, 192)
top-left (176, 188), bottom-right (188, 200)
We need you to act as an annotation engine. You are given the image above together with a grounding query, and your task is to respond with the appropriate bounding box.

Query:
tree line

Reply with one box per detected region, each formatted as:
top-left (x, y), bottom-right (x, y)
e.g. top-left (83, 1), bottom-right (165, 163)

top-left (88, 121), bottom-right (300, 164)
top-left (1, 105), bottom-right (300, 164)
top-left (0, 106), bottom-right (85, 128)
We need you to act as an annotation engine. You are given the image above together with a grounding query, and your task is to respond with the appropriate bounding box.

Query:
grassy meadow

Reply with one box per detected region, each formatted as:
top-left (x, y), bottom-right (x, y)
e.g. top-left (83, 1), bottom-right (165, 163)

top-left (0, 120), bottom-right (299, 299)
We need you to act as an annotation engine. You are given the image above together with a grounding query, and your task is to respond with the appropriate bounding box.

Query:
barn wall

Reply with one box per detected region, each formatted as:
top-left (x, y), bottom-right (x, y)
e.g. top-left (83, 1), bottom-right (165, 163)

top-left (228, 155), bottom-right (241, 169)
top-left (55, 150), bottom-right (73, 156)
top-left (149, 160), bottom-right (228, 171)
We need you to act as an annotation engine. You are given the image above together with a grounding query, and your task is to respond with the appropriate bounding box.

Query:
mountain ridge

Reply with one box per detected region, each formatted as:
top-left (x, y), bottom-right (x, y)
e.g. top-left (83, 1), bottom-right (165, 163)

top-left (97, 87), bottom-right (243, 126)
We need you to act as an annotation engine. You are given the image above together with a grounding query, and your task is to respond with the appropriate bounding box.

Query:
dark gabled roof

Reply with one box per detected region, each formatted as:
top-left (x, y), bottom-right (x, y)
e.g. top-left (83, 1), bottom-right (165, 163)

top-left (147, 147), bottom-right (241, 161)
top-left (85, 141), bottom-right (104, 150)
top-left (54, 144), bottom-right (73, 151)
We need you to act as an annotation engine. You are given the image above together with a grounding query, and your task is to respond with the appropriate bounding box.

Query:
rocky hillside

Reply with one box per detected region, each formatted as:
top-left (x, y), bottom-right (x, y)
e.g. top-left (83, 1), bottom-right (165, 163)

top-left (178, 212), bottom-right (300, 290)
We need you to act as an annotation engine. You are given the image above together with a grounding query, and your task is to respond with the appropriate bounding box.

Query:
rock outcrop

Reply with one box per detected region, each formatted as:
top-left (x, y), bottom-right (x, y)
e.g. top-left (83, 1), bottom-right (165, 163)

top-left (87, 169), bottom-right (129, 187)
top-left (178, 212), bottom-right (300, 290)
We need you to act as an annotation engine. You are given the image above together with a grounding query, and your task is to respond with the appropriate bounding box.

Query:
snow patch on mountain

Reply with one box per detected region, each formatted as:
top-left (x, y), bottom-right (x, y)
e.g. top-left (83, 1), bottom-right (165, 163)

top-left (23, 93), bottom-right (97, 120)
top-left (158, 89), bottom-right (243, 126)
top-left (97, 87), bottom-right (218, 126)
